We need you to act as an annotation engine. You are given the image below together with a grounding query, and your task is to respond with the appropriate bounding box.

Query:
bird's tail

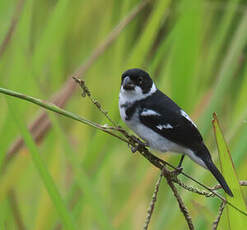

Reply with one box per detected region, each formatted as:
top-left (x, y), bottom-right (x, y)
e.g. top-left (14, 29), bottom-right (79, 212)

top-left (204, 158), bottom-right (233, 196)
top-left (197, 144), bottom-right (233, 197)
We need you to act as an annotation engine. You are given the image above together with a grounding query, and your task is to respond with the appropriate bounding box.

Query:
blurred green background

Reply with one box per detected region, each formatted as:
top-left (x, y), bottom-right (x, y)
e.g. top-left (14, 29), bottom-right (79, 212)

top-left (0, 0), bottom-right (247, 229)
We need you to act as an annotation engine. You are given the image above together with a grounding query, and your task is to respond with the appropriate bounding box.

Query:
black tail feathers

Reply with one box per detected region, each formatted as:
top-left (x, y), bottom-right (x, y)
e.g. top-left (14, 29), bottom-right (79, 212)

top-left (204, 158), bottom-right (233, 197)
top-left (196, 143), bottom-right (233, 196)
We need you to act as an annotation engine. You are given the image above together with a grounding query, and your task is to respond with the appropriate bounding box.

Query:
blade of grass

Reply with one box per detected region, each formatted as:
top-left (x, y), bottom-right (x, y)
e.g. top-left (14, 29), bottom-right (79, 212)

top-left (0, 199), bottom-right (9, 230)
top-left (231, 124), bottom-right (247, 167)
top-left (212, 113), bottom-right (247, 229)
top-left (0, 0), bottom-right (25, 59)
top-left (203, 0), bottom-right (242, 84)
top-left (232, 63), bottom-right (247, 124)
top-left (6, 98), bottom-right (77, 230)
top-left (127, 0), bottom-right (171, 66)
top-left (49, 113), bottom-right (114, 230)
top-left (32, 0), bottom-right (69, 76)
top-left (0, 154), bottom-right (29, 202)
top-left (169, 0), bottom-right (203, 111)
top-left (34, 144), bottom-right (61, 230)
top-left (199, 11), bottom-right (247, 136)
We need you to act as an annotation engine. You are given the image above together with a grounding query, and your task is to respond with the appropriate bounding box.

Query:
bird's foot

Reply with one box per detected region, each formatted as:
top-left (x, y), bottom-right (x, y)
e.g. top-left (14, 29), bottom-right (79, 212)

top-left (169, 155), bottom-right (184, 178)
top-left (129, 135), bottom-right (149, 153)
top-left (170, 167), bottom-right (183, 178)
top-left (174, 167), bottom-right (183, 175)
top-left (130, 145), bottom-right (138, 153)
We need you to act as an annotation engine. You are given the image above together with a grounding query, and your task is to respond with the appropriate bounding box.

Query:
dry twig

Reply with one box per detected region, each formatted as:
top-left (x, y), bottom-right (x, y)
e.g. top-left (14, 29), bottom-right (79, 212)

top-left (212, 201), bottom-right (226, 230)
top-left (143, 167), bottom-right (165, 230)
top-left (173, 178), bottom-right (214, 197)
top-left (72, 77), bottom-right (117, 127)
top-left (212, 180), bottom-right (247, 191)
top-left (163, 168), bottom-right (195, 230)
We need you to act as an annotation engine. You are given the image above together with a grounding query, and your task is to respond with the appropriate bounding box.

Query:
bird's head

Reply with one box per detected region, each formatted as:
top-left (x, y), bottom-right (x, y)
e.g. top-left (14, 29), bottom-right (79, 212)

top-left (120, 68), bottom-right (156, 102)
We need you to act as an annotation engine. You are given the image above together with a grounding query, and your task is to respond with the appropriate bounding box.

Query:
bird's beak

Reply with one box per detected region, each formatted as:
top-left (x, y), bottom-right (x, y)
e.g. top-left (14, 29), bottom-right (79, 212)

top-left (123, 76), bottom-right (135, 90)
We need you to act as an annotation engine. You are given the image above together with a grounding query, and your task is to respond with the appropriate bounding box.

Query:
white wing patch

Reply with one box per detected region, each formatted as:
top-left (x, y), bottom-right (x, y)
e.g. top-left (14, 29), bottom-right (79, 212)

top-left (180, 110), bottom-right (197, 127)
top-left (141, 109), bottom-right (160, 116)
top-left (156, 124), bottom-right (173, 130)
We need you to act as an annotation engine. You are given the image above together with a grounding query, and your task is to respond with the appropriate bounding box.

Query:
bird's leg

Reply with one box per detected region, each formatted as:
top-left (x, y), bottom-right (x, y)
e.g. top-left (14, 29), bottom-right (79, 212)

top-left (129, 135), bottom-right (149, 153)
top-left (177, 154), bottom-right (185, 169)
top-left (171, 155), bottom-right (185, 176)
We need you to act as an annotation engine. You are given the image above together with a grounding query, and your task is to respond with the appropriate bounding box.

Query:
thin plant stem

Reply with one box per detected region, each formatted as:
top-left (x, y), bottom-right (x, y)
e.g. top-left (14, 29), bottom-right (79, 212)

top-left (143, 168), bottom-right (164, 230)
top-left (163, 167), bottom-right (194, 230)
top-left (212, 201), bottom-right (226, 230)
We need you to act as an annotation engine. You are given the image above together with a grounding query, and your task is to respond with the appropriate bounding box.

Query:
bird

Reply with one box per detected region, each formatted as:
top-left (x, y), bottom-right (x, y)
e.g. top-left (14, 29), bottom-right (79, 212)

top-left (118, 68), bottom-right (233, 196)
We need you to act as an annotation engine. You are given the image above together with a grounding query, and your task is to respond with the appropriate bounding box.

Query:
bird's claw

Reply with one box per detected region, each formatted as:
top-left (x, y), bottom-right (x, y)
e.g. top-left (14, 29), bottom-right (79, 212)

top-left (175, 167), bottom-right (183, 174)
top-left (170, 167), bottom-right (183, 178)
top-left (128, 142), bottom-right (139, 153)
top-left (128, 135), bottom-right (149, 153)
top-left (131, 145), bottom-right (138, 153)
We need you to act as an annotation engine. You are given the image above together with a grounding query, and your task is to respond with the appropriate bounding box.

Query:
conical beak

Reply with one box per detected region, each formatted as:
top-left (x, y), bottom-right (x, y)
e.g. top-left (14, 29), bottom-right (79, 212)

top-left (123, 76), bottom-right (135, 90)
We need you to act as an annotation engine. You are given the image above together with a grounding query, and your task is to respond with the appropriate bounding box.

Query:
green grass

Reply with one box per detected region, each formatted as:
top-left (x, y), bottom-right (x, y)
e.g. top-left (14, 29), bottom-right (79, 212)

top-left (213, 113), bottom-right (247, 229)
top-left (7, 98), bottom-right (77, 230)
top-left (0, 0), bottom-right (247, 229)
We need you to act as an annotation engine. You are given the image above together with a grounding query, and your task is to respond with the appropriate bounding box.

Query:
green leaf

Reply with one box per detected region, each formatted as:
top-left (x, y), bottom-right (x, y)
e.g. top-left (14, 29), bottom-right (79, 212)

top-left (212, 113), bottom-right (247, 229)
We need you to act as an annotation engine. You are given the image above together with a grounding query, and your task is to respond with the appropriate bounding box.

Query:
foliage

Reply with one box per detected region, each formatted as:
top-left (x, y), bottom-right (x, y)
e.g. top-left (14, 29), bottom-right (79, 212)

top-left (0, 0), bottom-right (247, 229)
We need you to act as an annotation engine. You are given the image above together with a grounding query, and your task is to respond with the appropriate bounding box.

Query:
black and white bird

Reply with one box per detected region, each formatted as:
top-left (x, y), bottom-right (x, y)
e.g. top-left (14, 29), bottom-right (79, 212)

top-left (119, 68), bottom-right (233, 196)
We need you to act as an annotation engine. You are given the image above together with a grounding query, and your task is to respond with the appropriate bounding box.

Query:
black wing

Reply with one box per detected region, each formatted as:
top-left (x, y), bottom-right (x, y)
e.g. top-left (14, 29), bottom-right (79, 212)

top-left (139, 90), bottom-right (203, 150)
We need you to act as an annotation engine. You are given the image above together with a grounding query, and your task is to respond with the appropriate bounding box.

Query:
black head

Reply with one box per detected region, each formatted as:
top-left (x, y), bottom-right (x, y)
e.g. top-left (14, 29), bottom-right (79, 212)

top-left (121, 68), bottom-right (153, 94)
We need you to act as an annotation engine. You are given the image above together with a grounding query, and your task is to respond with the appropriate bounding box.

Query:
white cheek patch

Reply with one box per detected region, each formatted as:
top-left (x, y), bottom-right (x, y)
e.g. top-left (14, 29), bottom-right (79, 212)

top-left (141, 109), bottom-right (160, 116)
top-left (119, 85), bottom-right (143, 103)
top-left (157, 124), bottom-right (173, 130)
top-left (119, 83), bottom-right (157, 104)
top-left (180, 110), bottom-right (197, 127)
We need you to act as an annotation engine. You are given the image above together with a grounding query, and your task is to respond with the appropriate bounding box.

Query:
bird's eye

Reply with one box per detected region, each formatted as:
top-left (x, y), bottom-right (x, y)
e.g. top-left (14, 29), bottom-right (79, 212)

top-left (138, 77), bottom-right (143, 84)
